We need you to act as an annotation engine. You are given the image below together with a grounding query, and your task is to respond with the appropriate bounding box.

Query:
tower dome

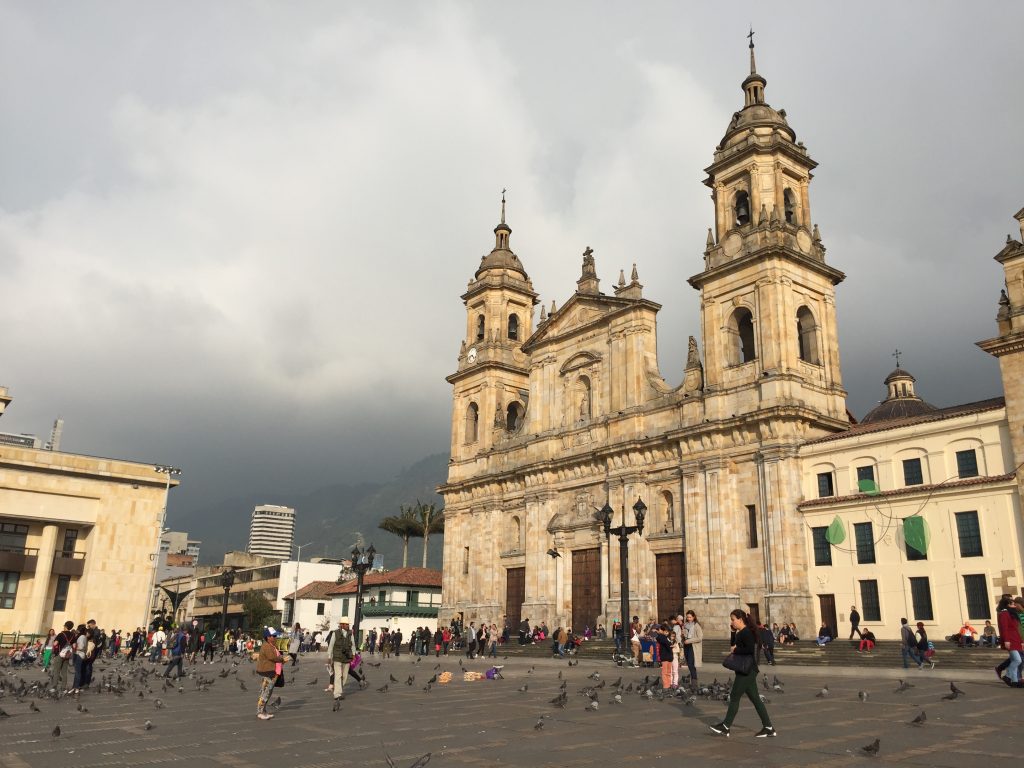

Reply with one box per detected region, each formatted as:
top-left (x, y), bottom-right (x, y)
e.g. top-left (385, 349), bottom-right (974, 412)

top-left (861, 366), bottom-right (937, 423)
top-left (476, 191), bottom-right (528, 279)
top-left (717, 32), bottom-right (796, 152)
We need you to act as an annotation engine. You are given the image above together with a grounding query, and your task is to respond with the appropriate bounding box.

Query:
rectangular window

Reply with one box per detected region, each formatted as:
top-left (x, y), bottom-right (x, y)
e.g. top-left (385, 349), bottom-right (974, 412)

top-left (746, 505), bottom-right (758, 548)
top-left (956, 449), bottom-right (979, 479)
top-left (854, 522), bottom-right (876, 564)
top-left (52, 575), bottom-right (70, 611)
top-left (963, 574), bottom-right (991, 620)
top-left (909, 576), bottom-right (934, 621)
top-left (61, 528), bottom-right (78, 555)
top-left (0, 523), bottom-right (29, 552)
top-left (902, 458), bottom-right (923, 486)
top-left (0, 571), bottom-right (19, 609)
top-left (463, 546), bottom-right (470, 575)
top-left (378, 589), bottom-right (386, 604)
top-left (316, 602), bottom-right (325, 616)
top-left (812, 527), bottom-right (832, 566)
top-left (342, 598), bottom-right (350, 616)
top-left (856, 466), bottom-right (875, 483)
top-left (408, 590), bottom-right (419, 606)
top-left (956, 511), bottom-right (983, 557)
top-left (816, 472), bottom-right (835, 498)
top-left (859, 580), bottom-right (881, 621)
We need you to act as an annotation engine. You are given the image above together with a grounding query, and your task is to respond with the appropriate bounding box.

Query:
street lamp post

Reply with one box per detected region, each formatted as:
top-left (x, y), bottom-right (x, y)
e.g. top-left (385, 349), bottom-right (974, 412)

top-left (290, 541), bottom-right (314, 626)
top-left (147, 465), bottom-right (181, 628)
top-left (345, 544), bottom-right (376, 647)
top-left (218, 568), bottom-right (236, 644)
top-left (601, 496), bottom-right (647, 640)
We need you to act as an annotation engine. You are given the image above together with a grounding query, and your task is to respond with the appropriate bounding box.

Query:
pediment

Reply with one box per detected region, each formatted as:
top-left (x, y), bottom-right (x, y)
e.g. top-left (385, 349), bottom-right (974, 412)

top-left (560, 351), bottom-right (601, 375)
top-left (523, 293), bottom-right (629, 352)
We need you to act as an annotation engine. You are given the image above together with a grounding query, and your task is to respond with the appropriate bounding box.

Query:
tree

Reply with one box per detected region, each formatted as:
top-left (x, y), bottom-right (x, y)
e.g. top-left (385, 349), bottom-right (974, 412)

top-left (378, 505), bottom-right (420, 568)
top-left (410, 501), bottom-right (445, 568)
top-left (242, 590), bottom-right (276, 630)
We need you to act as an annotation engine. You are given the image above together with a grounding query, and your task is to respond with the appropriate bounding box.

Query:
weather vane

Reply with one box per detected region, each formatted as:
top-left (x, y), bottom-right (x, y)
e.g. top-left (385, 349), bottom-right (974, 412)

top-left (892, 348), bottom-right (903, 368)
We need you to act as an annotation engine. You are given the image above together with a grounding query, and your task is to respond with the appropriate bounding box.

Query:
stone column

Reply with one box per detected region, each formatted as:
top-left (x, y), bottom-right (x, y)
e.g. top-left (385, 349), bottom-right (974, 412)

top-left (26, 524), bottom-right (59, 634)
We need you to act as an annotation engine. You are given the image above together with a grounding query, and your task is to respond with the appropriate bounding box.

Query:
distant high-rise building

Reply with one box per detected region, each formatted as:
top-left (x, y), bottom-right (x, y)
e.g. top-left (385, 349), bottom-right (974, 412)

top-left (248, 505), bottom-right (295, 560)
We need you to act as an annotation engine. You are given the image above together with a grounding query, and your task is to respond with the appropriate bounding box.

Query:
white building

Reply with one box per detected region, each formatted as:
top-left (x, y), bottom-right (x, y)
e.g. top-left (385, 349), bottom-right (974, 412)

top-left (247, 504), bottom-right (295, 560)
top-left (328, 567), bottom-right (442, 642)
top-left (282, 581), bottom-right (338, 631)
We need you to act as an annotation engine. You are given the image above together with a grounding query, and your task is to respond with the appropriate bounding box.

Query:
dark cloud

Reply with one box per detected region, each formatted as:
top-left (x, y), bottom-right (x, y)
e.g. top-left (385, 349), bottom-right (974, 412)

top-left (0, 2), bottom-right (1020, 528)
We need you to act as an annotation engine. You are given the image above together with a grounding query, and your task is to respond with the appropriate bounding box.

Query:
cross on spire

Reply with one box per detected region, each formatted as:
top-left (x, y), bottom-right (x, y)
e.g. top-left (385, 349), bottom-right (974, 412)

top-left (747, 26), bottom-right (757, 74)
top-left (892, 348), bottom-right (903, 368)
top-left (500, 188), bottom-right (507, 225)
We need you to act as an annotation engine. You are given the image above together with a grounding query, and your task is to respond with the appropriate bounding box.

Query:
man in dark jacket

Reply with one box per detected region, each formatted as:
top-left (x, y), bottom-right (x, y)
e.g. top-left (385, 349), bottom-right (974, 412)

top-left (849, 606), bottom-right (861, 639)
top-left (331, 620), bottom-right (354, 703)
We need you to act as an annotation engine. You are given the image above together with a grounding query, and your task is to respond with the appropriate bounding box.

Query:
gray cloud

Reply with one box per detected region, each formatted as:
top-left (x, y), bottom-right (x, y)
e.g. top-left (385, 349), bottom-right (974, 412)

top-left (0, 2), bottom-right (1021, 523)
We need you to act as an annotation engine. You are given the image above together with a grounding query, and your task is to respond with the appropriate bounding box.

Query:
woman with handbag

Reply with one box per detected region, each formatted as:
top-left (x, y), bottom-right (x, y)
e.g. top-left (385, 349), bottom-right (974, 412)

top-left (256, 627), bottom-right (283, 720)
top-left (710, 609), bottom-right (776, 738)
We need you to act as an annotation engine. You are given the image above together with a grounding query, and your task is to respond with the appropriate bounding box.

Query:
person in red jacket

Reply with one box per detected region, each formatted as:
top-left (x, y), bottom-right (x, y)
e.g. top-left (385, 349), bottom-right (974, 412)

top-left (997, 596), bottom-right (1022, 686)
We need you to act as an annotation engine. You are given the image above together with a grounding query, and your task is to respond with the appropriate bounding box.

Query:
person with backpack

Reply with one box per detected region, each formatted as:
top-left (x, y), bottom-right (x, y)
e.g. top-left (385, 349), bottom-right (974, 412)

top-left (48, 621), bottom-right (76, 694)
top-left (164, 627), bottom-right (187, 679)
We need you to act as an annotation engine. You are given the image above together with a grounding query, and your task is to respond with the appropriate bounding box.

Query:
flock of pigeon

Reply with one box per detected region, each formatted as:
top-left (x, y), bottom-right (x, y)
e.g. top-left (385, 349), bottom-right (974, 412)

top-left (0, 650), bottom-right (978, 762)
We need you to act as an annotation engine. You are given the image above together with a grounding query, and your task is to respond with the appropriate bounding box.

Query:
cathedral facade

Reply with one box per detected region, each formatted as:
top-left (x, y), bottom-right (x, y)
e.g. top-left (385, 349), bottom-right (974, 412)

top-left (438, 47), bottom-right (1024, 638)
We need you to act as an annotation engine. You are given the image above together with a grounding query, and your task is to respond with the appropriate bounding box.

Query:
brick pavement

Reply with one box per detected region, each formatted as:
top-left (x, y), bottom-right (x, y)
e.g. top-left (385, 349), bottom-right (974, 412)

top-left (0, 652), bottom-right (1018, 768)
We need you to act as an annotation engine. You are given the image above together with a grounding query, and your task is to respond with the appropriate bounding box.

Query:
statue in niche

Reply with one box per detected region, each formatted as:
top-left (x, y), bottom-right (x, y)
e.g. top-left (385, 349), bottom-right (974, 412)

top-left (578, 389), bottom-right (590, 420)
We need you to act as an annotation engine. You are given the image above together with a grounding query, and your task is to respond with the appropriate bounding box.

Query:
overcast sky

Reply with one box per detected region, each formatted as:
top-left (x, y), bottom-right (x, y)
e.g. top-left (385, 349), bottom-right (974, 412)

top-left (1, 2), bottom-right (1022, 519)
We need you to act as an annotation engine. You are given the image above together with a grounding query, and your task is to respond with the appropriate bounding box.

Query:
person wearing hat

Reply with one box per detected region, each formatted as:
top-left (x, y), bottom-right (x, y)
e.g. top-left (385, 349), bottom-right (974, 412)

top-left (331, 620), bottom-right (354, 704)
top-left (255, 627), bottom-right (283, 720)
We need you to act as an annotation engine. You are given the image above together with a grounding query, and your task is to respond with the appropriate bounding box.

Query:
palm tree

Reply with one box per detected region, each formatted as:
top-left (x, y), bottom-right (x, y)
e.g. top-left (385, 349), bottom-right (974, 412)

top-left (378, 505), bottom-right (419, 568)
top-left (410, 501), bottom-right (445, 568)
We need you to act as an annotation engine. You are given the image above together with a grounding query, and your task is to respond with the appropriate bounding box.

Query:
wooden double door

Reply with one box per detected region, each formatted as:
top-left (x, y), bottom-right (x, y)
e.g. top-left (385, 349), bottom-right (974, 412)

top-left (571, 548), bottom-right (601, 633)
top-left (655, 552), bottom-right (686, 621)
top-left (505, 567), bottom-right (524, 630)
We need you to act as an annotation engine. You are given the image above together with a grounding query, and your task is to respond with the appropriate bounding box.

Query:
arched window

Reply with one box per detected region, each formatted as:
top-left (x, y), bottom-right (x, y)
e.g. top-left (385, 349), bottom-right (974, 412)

top-left (796, 306), bottom-right (819, 364)
top-left (466, 402), bottom-right (479, 443)
top-left (506, 401), bottom-right (524, 431)
top-left (734, 189), bottom-right (751, 227)
top-left (661, 490), bottom-right (675, 533)
top-left (576, 375), bottom-right (592, 420)
top-left (508, 314), bottom-right (519, 341)
top-left (476, 314), bottom-right (485, 342)
top-left (783, 188), bottom-right (797, 225)
top-left (729, 307), bottom-right (756, 364)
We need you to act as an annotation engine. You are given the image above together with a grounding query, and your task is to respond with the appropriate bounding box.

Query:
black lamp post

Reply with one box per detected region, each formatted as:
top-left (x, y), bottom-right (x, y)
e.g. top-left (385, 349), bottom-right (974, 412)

top-left (346, 544), bottom-right (376, 646)
top-left (601, 496), bottom-right (646, 639)
top-left (218, 568), bottom-right (236, 641)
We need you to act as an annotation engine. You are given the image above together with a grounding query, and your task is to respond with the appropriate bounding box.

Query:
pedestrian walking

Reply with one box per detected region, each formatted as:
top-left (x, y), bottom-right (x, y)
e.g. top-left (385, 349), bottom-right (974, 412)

top-left (163, 627), bottom-right (186, 679)
top-left (331, 620), bottom-right (354, 705)
top-left (997, 596), bottom-right (1023, 686)
top-left (710, 609), bottom-right (776, 738)
top-left (256, 627), bottom-right (283, 720)
top-left (288, 623), bottom-right (302, 667)
top-left (849, 605), bottom-right (861, 639)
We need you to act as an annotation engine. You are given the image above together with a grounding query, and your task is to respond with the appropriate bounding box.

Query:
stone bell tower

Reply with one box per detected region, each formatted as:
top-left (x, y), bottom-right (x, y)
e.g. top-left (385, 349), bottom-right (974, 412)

top-left (689, 35), bottom-right (848, 427)
top-left (978, 207), bottom-right (1024, 476)
top-left (446, 194), bottom-right (539, 472)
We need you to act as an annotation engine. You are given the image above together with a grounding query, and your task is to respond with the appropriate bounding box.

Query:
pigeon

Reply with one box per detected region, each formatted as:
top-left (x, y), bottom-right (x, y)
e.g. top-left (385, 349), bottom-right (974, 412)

top-left (377, 684), bottom-right (389, 693)
top-left (534, 718), bottom-right (545, 731)
top-left (77, 704), bottom-right (89, 713)
top-left (306, 678), bottom-right (318, 686)
top-left (595, 680), bottom-right (605, 689)
top-left (815, 685), bottom-right (829, 698)
top-left (518, 684), bottom-right (529, 693)
top-left (154, 699), bottom-right (164, 709)
top-left (390, 674), bottom-right (399, 683)
top-left (52, 725), bottom-right (61, 737)
top-left (894, 679), bottom-right (913, 693)
top-left (405, 675), bottom-right (415, 686)
top-left (910, 711), bottom-right (927, 726)
top-left (559, 681), bottom-right (567, 691)
top-left (558, 671), bottom-right (563, 680)
top-left (422, 683), bottom-right (432, 693)
top-left (29, 701), bottom-right (40, 712)
top-left (144, 720), bottom-right (153, 730)
top-left (588, 672), bottom-right (601, 681)
top-left (861, 738), bottom-right (880, 756)
top-left (427, 674), bottom-right (437, 685)
top-left (239, 681), bottom-right (247, 691)
top-left (625, 683), bottom-right (633, 693)
top-left (0, 708), bottom-right (8, 718)
top-left (858, 690), bottom-right (869, 702)
top-left (586, 700), bottom-right (599, 711)
top-left (950, 682), bottom-right (967, 697)
top-left (612, 693), bottom-right (623, 704)
top-left (382, 747), bottom-right (431, 768)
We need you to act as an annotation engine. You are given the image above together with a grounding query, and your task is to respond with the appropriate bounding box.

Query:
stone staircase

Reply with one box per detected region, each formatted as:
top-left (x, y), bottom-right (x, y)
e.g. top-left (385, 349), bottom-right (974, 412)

top-left (493, 637), bottom-right (1005, 671)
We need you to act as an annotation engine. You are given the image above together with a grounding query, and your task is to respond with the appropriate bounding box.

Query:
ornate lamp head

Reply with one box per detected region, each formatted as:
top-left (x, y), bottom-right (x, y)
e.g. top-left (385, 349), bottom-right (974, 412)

top-left (632, 497), bottom-right (647, 534)
top-left (600, 502), bottom-right (614, 534)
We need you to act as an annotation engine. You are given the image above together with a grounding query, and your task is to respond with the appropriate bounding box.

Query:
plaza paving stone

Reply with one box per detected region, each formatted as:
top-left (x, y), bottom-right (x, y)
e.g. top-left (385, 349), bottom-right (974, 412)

top-left (0, 651), bottom-right (1018, 768)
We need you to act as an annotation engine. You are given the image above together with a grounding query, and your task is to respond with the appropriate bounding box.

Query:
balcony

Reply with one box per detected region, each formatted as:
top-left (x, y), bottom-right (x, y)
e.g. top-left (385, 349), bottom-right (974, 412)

top-left (361, 600), bottom-right (439, 619)
top-left (52, 550), bottom-right (86, 577)
top-left (0, 546), bottom-right (38, 573)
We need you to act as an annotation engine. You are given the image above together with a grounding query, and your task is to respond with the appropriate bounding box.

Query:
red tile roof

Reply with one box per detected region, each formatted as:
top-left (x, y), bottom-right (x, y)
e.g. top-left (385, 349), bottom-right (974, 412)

top-left (327, 567), bottom-right (442, 595)
top-left (807, 397), bottom-right (1005, 445)
top-left (282, 581), bottom-right (338, 601)
top-left (798, 473), bottom-right (1017, 510)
